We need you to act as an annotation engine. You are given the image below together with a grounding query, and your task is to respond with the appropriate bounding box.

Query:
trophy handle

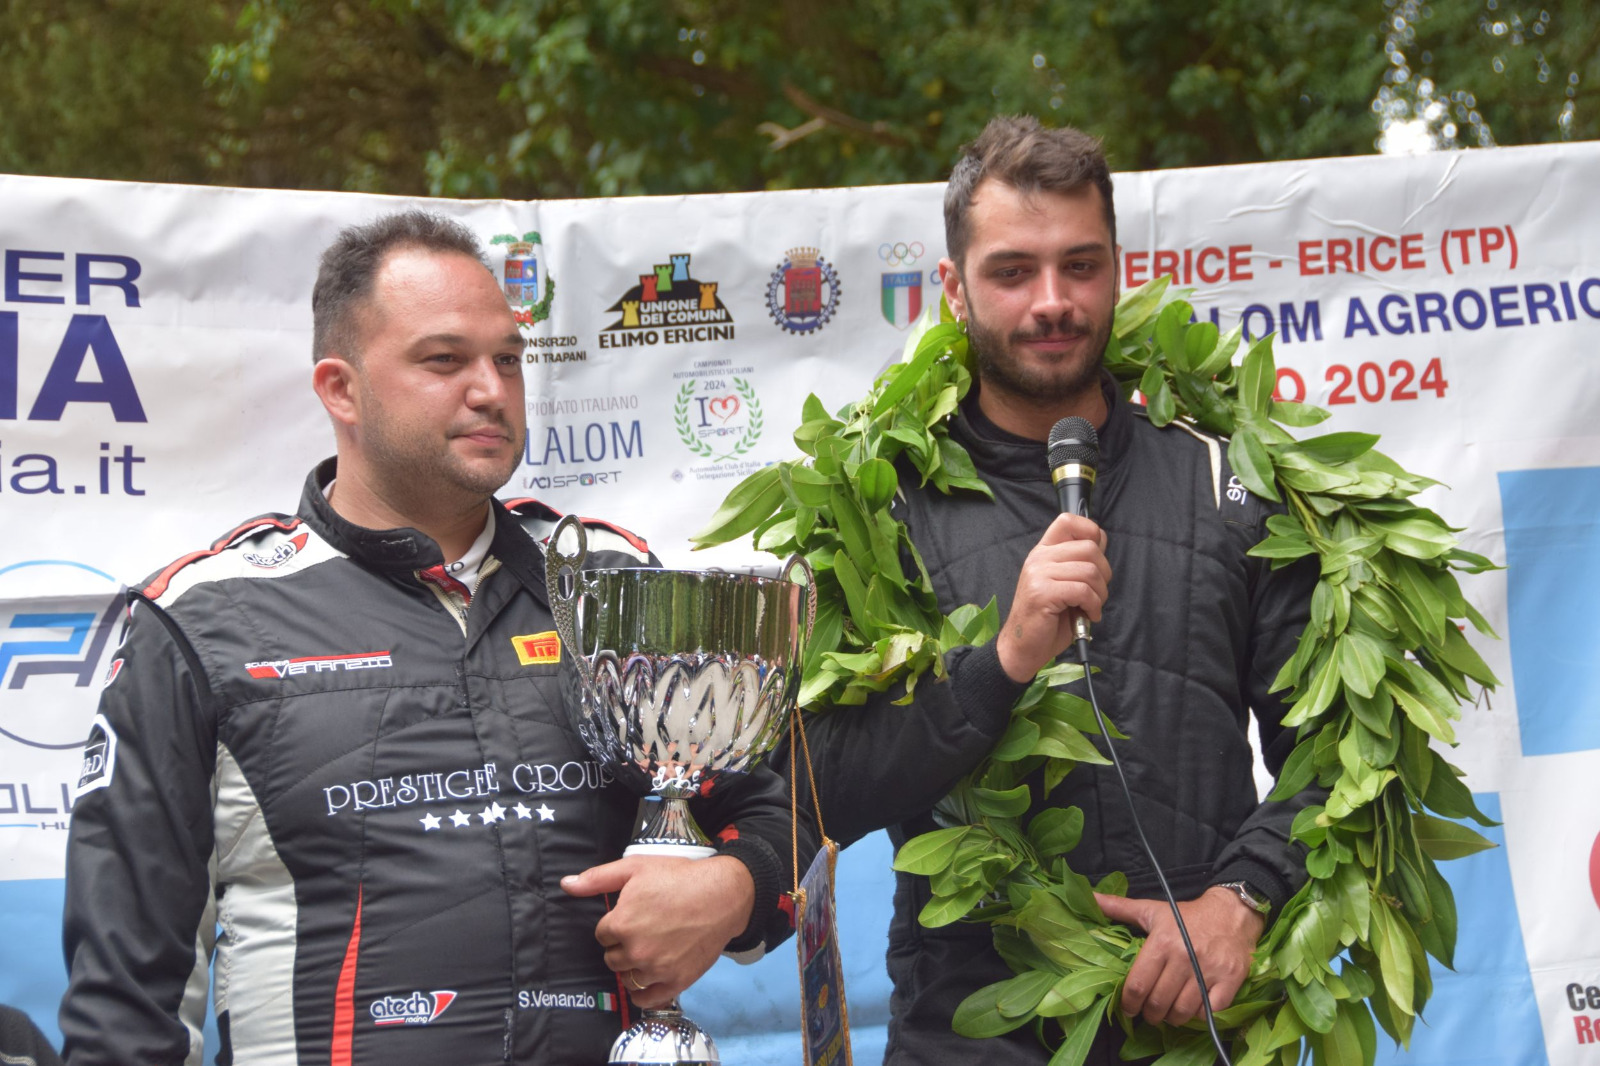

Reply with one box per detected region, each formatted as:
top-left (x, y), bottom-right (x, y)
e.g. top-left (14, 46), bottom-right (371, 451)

top-left (780, 552), bottom-right (817, 646)
top-left (545, 514), bottom-right (590, 657)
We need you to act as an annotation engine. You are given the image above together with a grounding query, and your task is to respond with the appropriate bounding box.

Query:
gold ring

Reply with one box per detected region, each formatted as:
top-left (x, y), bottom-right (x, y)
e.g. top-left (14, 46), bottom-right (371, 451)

top-left (626, 970), bottom-right (647, 992)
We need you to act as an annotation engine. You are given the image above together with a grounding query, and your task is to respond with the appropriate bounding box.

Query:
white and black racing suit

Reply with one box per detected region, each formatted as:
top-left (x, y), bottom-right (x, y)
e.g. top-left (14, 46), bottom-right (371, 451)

top-left (60, 459), bottom-right (805, 1066)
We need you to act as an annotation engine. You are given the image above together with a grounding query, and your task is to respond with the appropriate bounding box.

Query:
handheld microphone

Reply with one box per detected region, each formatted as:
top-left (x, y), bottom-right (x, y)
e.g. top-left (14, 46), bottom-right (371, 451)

top-left (1047, 416), bottom-right (1099, 640)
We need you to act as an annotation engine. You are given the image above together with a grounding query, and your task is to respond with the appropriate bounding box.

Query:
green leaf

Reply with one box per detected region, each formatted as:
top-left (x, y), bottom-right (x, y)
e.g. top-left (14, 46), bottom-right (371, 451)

top-left (892, 825), bottom-right (971, 875)
top-left (1238, 335), bottom-right (1276, 415)
top-left (830, 551), bottom-right (875, 632)
top-left (1028, 806), bottom-right (1085, 857)
top-left (972, 784), bottom-right (1032, 818)
top-left (874, 323), bottom-right (956, 417)
top-left (1418, 852), bottom-right (1459, 969)
top-left (1336, 632), bottom-right (1387, 698)
top-left (952, 980), bottom-right (1036, 1038)
top-left (689, 463), bottom-right (785, 547)
top-left (1228, 424), bottom-right (1281, 503)
top-left (1434, 624), bottom-right (1499, 687)
top-left (1421, 750), bottom-right (1498, 826)
top-left (1035, 968), bottom-right (1118, 1017)
top-left (1155, 300), bottom-right (1193, 367)
top-left (1046, 993), bottom-right (1109, 1066)
top-left (991, 715), bottom-right (1041, 762)
top-left (1270, 400), bottom-right (1332, 427)
top-left (1371, 900), bottom-right (1416, 1016)
top-left (1184, 319), bottom-right (1221, 373)
top-left (1291, 432), bottom-right (1380, 464)
top-left (1147, 379), bottom-right (1177, 426)
top-left (1384, 674), bottom-right (1456, 745)
top-left (919, 883), bottom-right (988, 927)
top-left (993, 968), bottom-right (1060, 1018)
top-left (1319, 1001), bottom-right (1365, 1066)
top-left (1034, 717), bottom-right (1111, 765)
top-left (849, 457), bottom-right (897, 513)
top-left (1286, 977), bottom-right (1337, 1034)
top-left (829, 485), bottom-right (874, 564)
top-left (1113, 275), bottom-right (1172, 338)
top-left (1412, 813), bottom-right (1497, 861)
top-left (1268, 738), bottom-right (1317, 802)
top-left (1368, 516), bottom-right (1456, 560)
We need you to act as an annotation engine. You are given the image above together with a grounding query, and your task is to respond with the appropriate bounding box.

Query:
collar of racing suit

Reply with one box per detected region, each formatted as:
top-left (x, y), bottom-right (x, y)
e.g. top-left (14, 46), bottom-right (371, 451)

top-left (954, 369), bottom-right (1133, 481)
top-left (298, 458), bottom-right (549, 606)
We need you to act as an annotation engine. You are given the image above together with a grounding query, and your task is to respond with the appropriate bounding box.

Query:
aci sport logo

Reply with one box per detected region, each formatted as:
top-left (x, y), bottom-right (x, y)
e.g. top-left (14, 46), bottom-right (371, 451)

top-left (370, 990), bottom-right (457, 1026)
top-left (767, 247), bottom-right (841, 335)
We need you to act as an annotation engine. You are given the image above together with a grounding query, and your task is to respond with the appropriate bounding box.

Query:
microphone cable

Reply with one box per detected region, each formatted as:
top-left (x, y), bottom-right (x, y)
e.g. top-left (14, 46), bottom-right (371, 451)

top-left (1075, 632), bottom-right (1234, 1066)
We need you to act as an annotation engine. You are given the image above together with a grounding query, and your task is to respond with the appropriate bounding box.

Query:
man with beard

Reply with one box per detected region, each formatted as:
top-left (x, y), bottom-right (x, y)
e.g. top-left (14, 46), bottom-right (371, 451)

top-left (791, 117), bottom-right (1318, 1063)
top-left (59, 212), bottom-right (802, 1065)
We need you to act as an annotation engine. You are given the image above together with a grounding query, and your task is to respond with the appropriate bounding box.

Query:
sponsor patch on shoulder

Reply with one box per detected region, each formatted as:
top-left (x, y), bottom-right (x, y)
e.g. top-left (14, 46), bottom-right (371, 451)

top-left (243, 532), bottom-right (311, 569)
top-left (512, 631), bottom-right (561, 666)
top-left (74, 714), bottom-right (118, 799)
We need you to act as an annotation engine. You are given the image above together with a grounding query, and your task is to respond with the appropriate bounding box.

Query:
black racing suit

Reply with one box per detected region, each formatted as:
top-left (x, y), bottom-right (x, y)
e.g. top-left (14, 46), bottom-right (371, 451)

top-left (60, 459), bottom-right (804, 1066)
top-left (792, 378), bottom-right (1319, 1064)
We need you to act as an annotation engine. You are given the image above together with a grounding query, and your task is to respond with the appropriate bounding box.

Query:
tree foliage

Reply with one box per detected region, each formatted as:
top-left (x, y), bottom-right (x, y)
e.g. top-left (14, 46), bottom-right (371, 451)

top-left (1, 0), bottom-right (1595, 195)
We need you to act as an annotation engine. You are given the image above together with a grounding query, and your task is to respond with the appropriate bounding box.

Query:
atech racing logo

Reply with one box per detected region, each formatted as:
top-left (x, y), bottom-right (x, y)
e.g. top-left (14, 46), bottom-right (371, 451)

top-left (370, 990), bottom-right (457, 1026)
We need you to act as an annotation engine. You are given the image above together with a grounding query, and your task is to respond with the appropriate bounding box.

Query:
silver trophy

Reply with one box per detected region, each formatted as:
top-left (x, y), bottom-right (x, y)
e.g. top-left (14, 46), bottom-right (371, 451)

top-left (544, 515), bottom-right (815, 1066)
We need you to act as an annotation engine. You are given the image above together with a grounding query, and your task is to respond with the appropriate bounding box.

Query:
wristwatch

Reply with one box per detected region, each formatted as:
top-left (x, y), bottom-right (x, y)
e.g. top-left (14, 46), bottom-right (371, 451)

top-left (1214, 880), bottom-right (1271, 915)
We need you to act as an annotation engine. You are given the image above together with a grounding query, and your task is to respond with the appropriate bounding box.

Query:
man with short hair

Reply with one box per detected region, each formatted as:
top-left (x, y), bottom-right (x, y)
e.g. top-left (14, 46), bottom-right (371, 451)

top-left (794, 116), bottom-right (1318, 1063)
top-left (60, 211), bottom-right (801, 1065)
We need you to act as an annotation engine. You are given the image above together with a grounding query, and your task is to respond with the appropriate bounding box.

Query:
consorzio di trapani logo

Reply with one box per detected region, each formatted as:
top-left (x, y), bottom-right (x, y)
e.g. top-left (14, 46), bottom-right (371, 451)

top-left (674, 377), bottom-right (763, 462)
top-left (600, 253), bottom-right (734, 349)
top-left (766, 247), bottom-right (841, 335)
top-left (491, 232), bottom-right (554, 331)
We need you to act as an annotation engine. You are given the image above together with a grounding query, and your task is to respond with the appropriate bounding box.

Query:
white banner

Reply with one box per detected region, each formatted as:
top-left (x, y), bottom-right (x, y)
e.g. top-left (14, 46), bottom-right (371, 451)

top-left (2, 142), bottom-right (1597, 1062)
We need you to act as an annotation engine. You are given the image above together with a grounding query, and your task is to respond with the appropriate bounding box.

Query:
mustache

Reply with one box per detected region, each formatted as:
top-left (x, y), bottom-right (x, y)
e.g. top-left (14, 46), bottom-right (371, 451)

top-left (1010, 320), bottom-right (1092, 343)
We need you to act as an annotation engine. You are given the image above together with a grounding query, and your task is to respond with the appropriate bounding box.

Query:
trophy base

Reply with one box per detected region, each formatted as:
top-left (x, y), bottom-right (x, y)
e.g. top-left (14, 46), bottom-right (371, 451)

top-left (623, 842), bottom-right (718, 859)
top-left (625, 794), bottom-right (717, 858)
top-left (609, 1004), bottom-right (720, 1065)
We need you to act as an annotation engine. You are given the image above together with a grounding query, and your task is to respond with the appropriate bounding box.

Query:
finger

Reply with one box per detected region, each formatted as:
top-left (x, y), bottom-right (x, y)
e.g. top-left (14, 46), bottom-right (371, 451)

top-left (1118, 937), bottom-right (1163, 1018)
top-left (1094, 893), bottom-right (1156, 933)
top-left (560, 859), bottom-right (634, 898)
top-left (1039, 512), bottom-right (1103, 547)
top-left (1142, 951), bottom-right (1193, 1027)
top-left (1167, 974), bottom-right (1205, 1027)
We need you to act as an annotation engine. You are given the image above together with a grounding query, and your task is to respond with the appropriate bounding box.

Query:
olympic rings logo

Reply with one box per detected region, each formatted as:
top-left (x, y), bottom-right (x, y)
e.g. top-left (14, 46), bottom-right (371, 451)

top-left (878, 241), bottom-right (926, 267)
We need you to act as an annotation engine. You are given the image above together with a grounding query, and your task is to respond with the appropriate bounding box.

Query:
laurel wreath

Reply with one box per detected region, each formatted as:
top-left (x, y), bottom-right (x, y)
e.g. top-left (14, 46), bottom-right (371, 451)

top-left (675, 377), bottom-right (765, 461)
top-left (691, 278), bottom-right (1499, 1066)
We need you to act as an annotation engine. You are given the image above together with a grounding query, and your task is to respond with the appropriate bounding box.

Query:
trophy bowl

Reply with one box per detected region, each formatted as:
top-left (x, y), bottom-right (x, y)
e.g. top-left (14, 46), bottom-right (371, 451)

top-left (543, 514), bottom-right (815, 1064)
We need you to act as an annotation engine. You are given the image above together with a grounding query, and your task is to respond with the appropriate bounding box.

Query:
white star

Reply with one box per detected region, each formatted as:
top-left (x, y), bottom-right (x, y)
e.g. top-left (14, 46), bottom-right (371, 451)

top-left (513, 803), bottom-right (533, 820)
top-left (449, 809), bottom-right (471, 828)
top-left (419, 812), bottom-right (442, 831)
top-left (536, 803), bottom-right (556, 822)
top-left (480, 801), bottom-right (506, 824)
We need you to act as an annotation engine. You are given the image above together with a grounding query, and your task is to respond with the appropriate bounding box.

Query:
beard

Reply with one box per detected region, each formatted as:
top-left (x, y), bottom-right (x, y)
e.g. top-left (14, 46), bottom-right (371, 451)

top-left (361, 391), bottom-right (524, 507)
top-left (967, 301), bottom-right (1112, 408)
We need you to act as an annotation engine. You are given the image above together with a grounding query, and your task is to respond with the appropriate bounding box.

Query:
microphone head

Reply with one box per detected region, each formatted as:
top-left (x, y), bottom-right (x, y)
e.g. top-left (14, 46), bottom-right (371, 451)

top-left (1047, 416), bottom-right (1099, 469)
